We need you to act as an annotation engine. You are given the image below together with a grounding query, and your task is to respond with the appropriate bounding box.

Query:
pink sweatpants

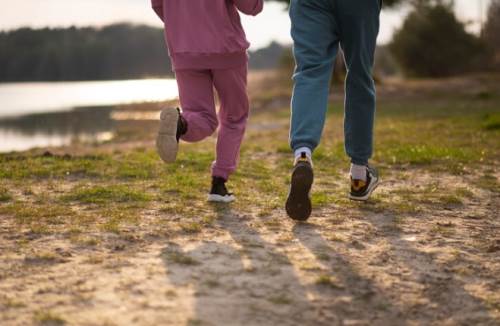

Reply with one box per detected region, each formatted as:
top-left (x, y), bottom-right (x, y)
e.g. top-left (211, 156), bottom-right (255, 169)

top-left (175, 64), bottom-right (249, 180)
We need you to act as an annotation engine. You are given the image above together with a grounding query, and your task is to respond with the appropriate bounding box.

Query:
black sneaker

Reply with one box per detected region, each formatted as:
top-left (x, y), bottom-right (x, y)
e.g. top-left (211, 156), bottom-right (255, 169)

top-left (156, 108), bottom-right (187, 163)
top-left (286, 152), bottom-right (314, 221)
top-left (349, 166), bottom-right (380, 201)
top-left (208, 177), bottom-right (235, 203)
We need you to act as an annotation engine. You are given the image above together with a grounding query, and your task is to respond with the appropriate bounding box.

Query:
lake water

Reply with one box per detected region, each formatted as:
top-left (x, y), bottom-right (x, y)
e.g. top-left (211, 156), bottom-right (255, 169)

top-left (0, 79), bottom-right (179, 153)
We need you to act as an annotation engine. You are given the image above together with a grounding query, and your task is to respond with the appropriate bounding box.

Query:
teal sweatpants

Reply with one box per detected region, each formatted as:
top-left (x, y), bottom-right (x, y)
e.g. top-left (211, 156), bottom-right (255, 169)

top-left (289, 0), bottom-right (381, 165)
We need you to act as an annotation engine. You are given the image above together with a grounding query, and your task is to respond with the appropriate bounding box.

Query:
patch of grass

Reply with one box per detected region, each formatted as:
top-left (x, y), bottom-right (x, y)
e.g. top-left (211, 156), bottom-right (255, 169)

top-left (179, 221), bottom-right (202, 234)
top-left (455, 187), bottom-right (474, 199)
top-left (268, 294), bottom-right (292, 305)
top-left (438, 195), bottom-right (463, 205)
top-left (0, 153), bottom-right (107, 179)
top-left (187, 319), bottom-right (204, 326)
top-left (34, 310), bottom-right (66, 326)
top-left (0, 187), bottom-right (12, 202)
top-left (311, 192), bottom-right (330, 206)
top-left (261, 217), bottom-right (282, 230)
top-left (482, 113), bottom-right (500, 130)
top-left (1, 296), bottom-right (26, 309)
top-left (379, 145), bottom-right (479, 165)
top-left (99, 208), bottom-right (139, 234)
top-left (328, 234), bottom-right (346, 242)
top-left (165, 251), bottom-right (200, 266)
top-left (315, 274), bottom-right (342, 289)
top-left (0, 202), bottom-right (74, 226)
top-left (84, 255), bottom-right (104, 265)
top-left (203, 279), bottom-right (220, 288)
top-left (298, 261), bottom-right (322, 272)
top-left (315, 252), bottom-right (331, 261)
top-left (71, 236), bottom-right (100, 246)
top-left (430, 225), bottom-right (455, 237)
top-left (101, 219), bottom-right (121, 234)
top-left (159, 173), bottom-right (207, 200)
top-left (483, 294), bottom-right (500, 312)
top-left (24, 251), bottom-right (65, 265)
top-left (62, 185), bottom-right (151, 204)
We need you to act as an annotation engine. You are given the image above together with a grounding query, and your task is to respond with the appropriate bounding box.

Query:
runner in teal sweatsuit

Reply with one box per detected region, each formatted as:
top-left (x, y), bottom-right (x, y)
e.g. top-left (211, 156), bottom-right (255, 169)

top-left (286, 0), bottom-right (382, 221)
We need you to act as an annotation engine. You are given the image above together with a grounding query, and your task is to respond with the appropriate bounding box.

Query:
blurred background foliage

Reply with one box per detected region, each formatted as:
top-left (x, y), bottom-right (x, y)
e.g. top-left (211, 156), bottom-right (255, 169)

top-left (0, 0), bottom-right (498, 81)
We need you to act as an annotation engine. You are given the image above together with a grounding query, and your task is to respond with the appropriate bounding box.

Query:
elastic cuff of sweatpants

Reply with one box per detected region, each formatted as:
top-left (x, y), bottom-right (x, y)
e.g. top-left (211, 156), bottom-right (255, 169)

top-left (291, 143), bottom-right (315, 154)
top-left (211, 166), bottom-right (232, 181)
top-left (350, 157), bottom-right (369, 166)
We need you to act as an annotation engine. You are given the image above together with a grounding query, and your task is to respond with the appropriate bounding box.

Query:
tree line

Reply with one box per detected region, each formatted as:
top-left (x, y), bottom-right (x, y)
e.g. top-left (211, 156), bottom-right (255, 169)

top-left (1, 0), bottom-right (499, 81)
top-left (0, 24), bottom-right (288, 82)
top-left (0, 24), bottom-right (172, 82)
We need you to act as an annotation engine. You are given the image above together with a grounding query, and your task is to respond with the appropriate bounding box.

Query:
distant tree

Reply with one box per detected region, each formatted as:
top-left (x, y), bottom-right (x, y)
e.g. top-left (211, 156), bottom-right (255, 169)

top-left (389, 3), bottom-right (486, 77)
top-left (482, 0), bottom-right (500, 67)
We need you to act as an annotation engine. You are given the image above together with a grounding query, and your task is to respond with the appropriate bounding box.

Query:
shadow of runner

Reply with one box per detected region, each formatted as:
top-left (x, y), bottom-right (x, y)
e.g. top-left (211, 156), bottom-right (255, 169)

top-left (160, 205), bottom-right (335, 326)
top-left (292, 222), bottom-right (407, 325)
top-left (362, 212), bottom-right (499, 325)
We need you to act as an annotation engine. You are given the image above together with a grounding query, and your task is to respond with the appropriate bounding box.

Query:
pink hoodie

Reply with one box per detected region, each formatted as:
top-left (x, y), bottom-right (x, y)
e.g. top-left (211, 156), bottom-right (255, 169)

top-left (151, 0), bottom-right (264, 70)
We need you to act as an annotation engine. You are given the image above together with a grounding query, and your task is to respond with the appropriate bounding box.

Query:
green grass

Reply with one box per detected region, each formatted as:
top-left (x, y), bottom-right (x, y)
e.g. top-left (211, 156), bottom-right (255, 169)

top-left (268, 294), bottom-right (292, 305)
top-left (62, 185), bottom-right (151, 204)
top-left (315, 275), bottom-right (343, 289)
top-left (482, 113), bottom-right (500, 130)
top-left (33, 310), bottom-right (66, 326)
top-left (179, 221), bottom-right (203, 234)
top-left (0, 187), bottom-right (12, 202)
top-left (164, 251), bottom-right (200, 266)
top-left (378, 144), bottom-right (479, 165)
top-left (1, 297), bottom-right (26, 309)
top-left (0, 203), bottom-right (74, 226)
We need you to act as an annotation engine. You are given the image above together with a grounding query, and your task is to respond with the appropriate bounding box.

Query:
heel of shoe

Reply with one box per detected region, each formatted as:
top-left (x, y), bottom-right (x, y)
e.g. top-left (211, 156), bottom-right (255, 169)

top-left (286, 164), bottom-right (314, 221)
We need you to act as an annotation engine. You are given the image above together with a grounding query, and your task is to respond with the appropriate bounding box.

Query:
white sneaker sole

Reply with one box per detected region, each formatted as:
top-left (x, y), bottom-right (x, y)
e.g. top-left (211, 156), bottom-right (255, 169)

top-left (207, 194), bottom-right (236, 203)
top-left (156, 108), bottom-right (179, 163)
top-left (349, 177), bottom-right (380, 202)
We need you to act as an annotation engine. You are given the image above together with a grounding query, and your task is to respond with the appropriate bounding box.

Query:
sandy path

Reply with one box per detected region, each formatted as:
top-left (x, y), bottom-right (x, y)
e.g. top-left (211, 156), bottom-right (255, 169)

top-left (1, 170), bottom-right (499, 325)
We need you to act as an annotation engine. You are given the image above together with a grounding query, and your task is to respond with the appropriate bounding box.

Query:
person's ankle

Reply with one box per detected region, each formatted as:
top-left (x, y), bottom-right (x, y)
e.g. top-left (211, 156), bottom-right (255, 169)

top-left (176, 108), bottom-right (188, 140)
top-left (294, 147), bottom-right (313, 165)
top-left (294, 147), bottom-right (312, 159)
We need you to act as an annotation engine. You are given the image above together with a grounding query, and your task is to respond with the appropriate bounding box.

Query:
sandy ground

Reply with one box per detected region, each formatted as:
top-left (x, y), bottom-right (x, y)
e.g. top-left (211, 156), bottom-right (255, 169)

top-left (1, 73), bottom-right (499, 325)
top-left (1, 169), bottom-right (499, 325)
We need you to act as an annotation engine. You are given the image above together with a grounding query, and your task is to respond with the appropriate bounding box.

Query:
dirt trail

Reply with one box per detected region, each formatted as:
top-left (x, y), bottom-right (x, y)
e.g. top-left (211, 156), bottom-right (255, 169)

top-left (1, 168), bottom-right (499, 325)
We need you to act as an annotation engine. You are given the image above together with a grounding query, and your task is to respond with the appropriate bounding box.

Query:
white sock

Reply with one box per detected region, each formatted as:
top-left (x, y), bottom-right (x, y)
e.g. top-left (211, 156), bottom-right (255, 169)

top-left (294, 147), bottom-right (312, 160)
top-left (350, 164), bottom-right (367, 181)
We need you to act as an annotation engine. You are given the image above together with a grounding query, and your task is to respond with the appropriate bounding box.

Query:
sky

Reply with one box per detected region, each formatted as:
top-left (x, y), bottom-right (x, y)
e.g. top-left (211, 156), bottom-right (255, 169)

top-left (0, 0), bottom-right (492, 50)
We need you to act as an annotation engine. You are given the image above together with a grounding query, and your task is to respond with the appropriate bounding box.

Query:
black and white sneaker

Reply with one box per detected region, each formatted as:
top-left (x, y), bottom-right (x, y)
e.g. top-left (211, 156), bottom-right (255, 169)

top-left (156, 107), bottom-right (187, 163)
top-left (208, 177), bottom-right (236, 203)
top-left (349, 166), bottom-right (380, 201)
top-left (286, 152), bottom-right (314, 221)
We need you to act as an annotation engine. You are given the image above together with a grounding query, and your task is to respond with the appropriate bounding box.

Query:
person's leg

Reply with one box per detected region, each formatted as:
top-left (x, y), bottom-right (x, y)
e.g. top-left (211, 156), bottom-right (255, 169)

top-left (211, 64), bottom-right (249, 181)
top-left (289, 0), bottom-right (340, 154)
top-left (175, 69), bottom-right (218, 142)
top-left (287, 0), bottom-right (339, 221)
top-left (337, 0), bottom-right (381, 166)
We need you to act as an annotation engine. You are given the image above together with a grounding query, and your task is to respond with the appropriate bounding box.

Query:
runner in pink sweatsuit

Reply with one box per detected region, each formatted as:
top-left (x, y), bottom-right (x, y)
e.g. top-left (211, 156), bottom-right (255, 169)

top-left (152, 0), bottom-right (263, 202)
